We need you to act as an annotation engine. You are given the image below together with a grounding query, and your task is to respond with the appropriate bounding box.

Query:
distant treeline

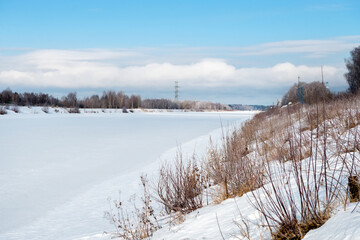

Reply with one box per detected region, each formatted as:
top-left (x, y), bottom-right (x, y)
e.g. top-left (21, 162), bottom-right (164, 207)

top-left (229, 104), bottom-right (268, 111)
top-left (0, 88), bottom-right (230, 110)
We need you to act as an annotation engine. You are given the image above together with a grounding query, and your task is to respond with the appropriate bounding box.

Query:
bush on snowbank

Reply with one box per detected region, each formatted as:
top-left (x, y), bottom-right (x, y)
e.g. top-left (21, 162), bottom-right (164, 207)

top-left (0, 106), bottom-right (6, 115)
top-left (104, 176), bottom-right (160, 240)
top-left (156, 151), bottom-right (204, 214)
top-left (68, 108), bottom-right (80, 114)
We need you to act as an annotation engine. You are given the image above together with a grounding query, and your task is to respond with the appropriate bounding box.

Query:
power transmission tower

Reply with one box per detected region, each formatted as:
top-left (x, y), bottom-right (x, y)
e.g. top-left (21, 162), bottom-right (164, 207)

top-left (174, 81), bottom-right (179, 101)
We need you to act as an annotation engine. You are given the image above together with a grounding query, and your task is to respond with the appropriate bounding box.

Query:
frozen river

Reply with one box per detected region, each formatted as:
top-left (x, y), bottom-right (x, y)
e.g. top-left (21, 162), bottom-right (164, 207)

top-left (0, 110), bottom-right (254, 240)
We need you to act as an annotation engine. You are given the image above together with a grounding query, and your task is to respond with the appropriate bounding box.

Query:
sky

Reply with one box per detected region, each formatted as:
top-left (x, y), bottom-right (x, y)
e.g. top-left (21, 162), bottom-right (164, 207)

top-left (0, 0), bottom-right (359, 105)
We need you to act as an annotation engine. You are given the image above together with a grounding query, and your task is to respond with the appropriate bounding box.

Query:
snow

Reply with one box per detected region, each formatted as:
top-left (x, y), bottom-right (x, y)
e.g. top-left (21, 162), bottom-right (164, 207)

top-left (152, 195), bottom-right (267, 240)
top-left (0, 108), bottom-right (255, 240)
top-left (303, 203), bottom-right (360, 240)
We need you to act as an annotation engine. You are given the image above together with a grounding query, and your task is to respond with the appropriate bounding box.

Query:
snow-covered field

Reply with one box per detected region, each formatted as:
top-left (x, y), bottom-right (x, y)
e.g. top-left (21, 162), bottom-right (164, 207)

top-left (0, 107), bottom-right (255, 240)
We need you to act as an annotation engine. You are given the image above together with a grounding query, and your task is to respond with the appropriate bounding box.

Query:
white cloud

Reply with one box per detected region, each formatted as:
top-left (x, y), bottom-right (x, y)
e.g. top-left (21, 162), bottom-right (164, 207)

top-left (1, 36), bottom-right (356, 91)
top-left (140, 36), bottom-right (359, 61)
top-left (235, 36), bottom-right (360, 57)
top-left (0, 49), bottom-right (347, 90)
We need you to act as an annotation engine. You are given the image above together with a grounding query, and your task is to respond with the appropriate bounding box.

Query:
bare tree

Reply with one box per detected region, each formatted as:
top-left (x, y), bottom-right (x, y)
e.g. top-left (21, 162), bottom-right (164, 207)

top-left (345, 46), bottom-right (360, 94)
top-left (281, 81), bottom-right (331, 106)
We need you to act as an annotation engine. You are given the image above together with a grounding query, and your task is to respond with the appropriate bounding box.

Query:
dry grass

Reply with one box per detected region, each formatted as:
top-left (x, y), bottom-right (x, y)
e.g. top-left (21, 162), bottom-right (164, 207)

top-left (244, 97), bottom-right (360, 239)
top-left (272, 215), bottom-right (329, 240)
top-left (206, 95), bottom-right (360, 239)
top-left (205, 131), bottom-right (264, 201)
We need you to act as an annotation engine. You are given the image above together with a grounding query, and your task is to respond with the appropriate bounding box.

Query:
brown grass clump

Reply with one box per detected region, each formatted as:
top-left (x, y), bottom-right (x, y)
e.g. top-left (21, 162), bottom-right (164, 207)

top-left (348, 175), bottom-right (360, 202)
top-left (273, 215), bottom-right (329, 240)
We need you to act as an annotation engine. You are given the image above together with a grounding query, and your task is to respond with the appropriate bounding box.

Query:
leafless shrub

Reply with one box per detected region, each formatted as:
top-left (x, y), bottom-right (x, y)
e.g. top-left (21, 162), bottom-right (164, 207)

top-left (281, 81), bottom-right (332, 106)
top-left (104, 176), bottom-right (160, 240)
top-left (68, 107), bottom-right (80, 113)
top-left (11, 105), bottom-right (19, 113)
top-left (156, 151), bottom-right (205, 214)
top-left (42, 106), bottom-right (49, 113)
top-left (0, 107), bottom-right (6, 115)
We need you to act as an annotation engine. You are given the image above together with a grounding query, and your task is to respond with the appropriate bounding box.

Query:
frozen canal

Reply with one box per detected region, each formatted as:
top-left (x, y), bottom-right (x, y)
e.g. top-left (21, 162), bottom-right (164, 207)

top-left (0, 110), bottom-right (254, 240)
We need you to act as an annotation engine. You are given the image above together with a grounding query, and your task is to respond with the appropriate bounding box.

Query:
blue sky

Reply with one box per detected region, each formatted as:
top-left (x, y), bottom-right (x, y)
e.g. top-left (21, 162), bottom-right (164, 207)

top-left (0, 0), bottom-right (359, 104)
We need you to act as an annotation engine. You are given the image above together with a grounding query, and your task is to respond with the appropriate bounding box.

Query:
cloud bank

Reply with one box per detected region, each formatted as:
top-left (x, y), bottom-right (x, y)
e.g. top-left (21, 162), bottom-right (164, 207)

top-left (0, 36), bottom-right (356, 100)
top-left (235, 36), bottom-right (360, 58)
top-left (0, 50), bottom-right (347, 90)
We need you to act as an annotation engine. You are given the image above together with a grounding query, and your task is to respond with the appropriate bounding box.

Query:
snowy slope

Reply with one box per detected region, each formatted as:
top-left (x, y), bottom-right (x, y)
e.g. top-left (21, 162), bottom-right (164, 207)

top-left (149, 104), bottom-right (360, 240)
top-left (151, 155), bottom-right (360, 240)
top-left (152, 195), bottom-right (267, 240)
top-left (303, 203), bottom-right (360, 240)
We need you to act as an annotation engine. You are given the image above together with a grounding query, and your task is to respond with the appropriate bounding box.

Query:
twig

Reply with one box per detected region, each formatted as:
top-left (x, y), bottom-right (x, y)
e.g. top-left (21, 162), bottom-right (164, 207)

top-left (216, 212), bottom-right (226, 240)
